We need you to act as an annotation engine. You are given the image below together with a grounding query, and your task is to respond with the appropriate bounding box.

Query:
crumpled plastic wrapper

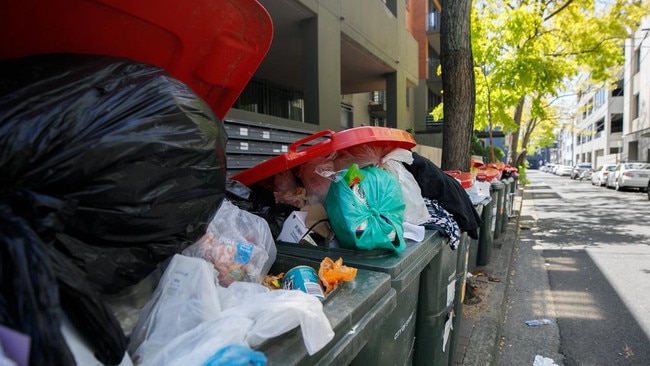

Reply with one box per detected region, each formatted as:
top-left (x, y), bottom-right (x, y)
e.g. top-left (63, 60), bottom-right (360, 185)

top-left (318, 257), bottom-right (357, 295)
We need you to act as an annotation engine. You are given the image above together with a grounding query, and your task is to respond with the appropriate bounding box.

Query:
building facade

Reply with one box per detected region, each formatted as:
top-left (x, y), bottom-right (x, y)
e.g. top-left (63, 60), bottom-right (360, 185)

top-left (572, 81), bottom-right (624, 168)
top-left (622, 16), bottom-right (650, 163)
top-left (225, 0), bottom-right (443, 143)
top-left (227, 0), bottom-right (417, 132)
top-left (568, 16), bottom-right (650, 167)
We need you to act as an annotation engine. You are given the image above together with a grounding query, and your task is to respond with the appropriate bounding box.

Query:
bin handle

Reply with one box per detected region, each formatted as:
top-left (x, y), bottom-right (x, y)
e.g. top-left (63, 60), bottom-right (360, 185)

top-left (289, 130), bottom-right (334, 153)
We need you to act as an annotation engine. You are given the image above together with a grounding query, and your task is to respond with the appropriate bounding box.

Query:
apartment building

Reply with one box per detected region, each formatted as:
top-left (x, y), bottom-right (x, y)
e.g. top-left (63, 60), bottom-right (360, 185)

top-left (225, 0), bottom-right (443, 141)
top-left (622, 16), bottom-right (650, 163)
top-left (572, 81), bottom-right (624, 168)
top-left (569, 16), bottom-right (650, 167)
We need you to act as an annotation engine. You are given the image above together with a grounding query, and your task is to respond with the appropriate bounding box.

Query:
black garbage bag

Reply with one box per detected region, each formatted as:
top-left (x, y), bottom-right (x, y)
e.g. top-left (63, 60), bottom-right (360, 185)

top-left (225, 179), bottom-right (296, 239)
top-left (0, 54), bottom-right (227, 364)
top-left (404, 152), bottom-right (482, 239)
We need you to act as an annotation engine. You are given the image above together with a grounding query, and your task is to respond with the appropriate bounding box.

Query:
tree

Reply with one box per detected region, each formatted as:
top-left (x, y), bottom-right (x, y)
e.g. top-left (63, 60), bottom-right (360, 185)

top-left (471, 0), bottom-right (650, 168)
top-left (440, 0), bottom-right (475, 172)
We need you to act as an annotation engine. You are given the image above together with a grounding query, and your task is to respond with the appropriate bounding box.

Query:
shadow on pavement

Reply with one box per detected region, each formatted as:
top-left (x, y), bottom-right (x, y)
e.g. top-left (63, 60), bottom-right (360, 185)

top-left (544, 249), bottom-right (650, 365)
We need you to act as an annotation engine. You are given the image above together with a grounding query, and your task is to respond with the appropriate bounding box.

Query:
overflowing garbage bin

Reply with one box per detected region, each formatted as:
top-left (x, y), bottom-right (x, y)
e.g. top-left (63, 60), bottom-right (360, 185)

top-left (278, 232), bottom-right (440, 366)
top-left (412, 234), bottom-right (457, 366)
top-left (492, 180), bottom-right (506, 239)
top-left (447, 232), bottom-right (471, 366)
top-left (261, 254), bottom-right (397, 365)
top-left (500, 178), bottom-right (512, 234)
top-left (466, 198), bottom-right (490, 273)
top-left (476, 188), bottom-right (497, 266)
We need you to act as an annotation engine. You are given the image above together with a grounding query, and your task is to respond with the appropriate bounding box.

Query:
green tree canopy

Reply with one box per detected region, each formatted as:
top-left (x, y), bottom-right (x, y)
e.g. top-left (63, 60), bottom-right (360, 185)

top-left (470, 0), bottom-right (650, 167)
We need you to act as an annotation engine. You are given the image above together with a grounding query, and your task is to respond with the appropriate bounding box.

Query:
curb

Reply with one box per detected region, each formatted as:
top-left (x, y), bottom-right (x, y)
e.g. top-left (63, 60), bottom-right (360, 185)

top-left (459, 187), bottom-right (524, 366)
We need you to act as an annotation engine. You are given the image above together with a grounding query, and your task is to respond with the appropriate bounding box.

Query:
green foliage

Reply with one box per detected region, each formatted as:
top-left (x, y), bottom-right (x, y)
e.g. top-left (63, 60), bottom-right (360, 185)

top-left (471, 134), bottom-right (504, 162)
top-left (517, 163), bottom-right (530, 186)
top-left (470, 0), bottom-right (650, 165)
top-left (430, 103), bottom-right (444, 122)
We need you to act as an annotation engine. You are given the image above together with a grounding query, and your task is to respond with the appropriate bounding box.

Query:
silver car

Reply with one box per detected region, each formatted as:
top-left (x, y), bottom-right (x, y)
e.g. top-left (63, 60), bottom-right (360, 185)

top-left (605, 162), bottom-right (650, 191)
top-left (591, 164), bottom-right (617, 186)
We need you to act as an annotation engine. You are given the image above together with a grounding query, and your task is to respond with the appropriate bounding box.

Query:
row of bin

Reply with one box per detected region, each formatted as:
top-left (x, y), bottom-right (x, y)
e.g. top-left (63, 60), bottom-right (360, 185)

top-left (0, 3), bottom-right (510, 363)
top-left (267, 230), bottom-right (458, 366)
top-left (257, 169), bottom-right (518, 366)
top-left (469, 175), bottom-right (518, 272)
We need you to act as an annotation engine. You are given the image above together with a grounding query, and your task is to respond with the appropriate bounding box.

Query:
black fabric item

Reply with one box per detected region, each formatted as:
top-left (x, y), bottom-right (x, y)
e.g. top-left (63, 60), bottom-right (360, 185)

top-left (0, 206), bottom-right (77, 366)
top-left (404, 152), bottom-right (482, 239)
top-left (0, 54), bottom-right (228, 364)
top-left (226, 179), bottom-right (297, 239)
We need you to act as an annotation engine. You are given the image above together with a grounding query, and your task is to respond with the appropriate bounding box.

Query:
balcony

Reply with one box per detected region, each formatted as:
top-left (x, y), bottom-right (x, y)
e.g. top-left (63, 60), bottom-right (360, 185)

top-left (368, 101), bottom-right (386, 119)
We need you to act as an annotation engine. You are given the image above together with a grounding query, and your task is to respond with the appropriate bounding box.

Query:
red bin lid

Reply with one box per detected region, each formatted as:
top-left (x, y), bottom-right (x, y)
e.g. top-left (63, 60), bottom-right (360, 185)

top-left (444, 170), bottom-right (475, 189)
top-left (231, 126), bottom-right (417, 186)
top-left (0, 0), bottom-right (273, 121)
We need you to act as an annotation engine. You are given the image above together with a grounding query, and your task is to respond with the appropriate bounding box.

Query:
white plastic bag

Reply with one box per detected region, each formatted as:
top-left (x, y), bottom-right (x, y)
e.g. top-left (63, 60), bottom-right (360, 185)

top-left (381, 148), bottom-right (431, 225)
top-left (465, 180), bottom-right (491, 205)
top-left (128, 255), bottom-right (222, 364)
top-left (183, 199), bottom-right (277, 286)
top-left (142, 317), bottom-right (253, 366)
top-left (220, 282), bottom-right (335, 356)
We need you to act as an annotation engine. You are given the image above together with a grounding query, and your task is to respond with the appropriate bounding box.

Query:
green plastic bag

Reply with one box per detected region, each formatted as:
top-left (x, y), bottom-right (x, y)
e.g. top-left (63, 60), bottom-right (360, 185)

top-left (325, 165), bottom-right (406, 252)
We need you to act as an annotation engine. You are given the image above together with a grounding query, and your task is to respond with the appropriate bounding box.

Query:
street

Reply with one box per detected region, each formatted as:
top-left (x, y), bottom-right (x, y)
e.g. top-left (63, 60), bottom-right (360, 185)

top-left (499, 169), bottom-right (650, 365)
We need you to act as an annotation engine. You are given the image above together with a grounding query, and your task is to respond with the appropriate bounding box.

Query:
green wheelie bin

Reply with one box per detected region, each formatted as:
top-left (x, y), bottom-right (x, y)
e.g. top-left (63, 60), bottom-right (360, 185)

top-left (491, 181), bottom-right (505, 239)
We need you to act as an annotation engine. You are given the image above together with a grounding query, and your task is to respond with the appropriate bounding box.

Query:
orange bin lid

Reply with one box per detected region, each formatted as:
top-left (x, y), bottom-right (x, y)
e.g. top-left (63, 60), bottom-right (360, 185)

top-left (476, 168), bottom-right (500, 182)
top-left (0, 0), bottom-right (273, 121)
top-left (231, 126), bottom-right (417, 186)
top-left (444, 170), bottom-right (475, 189)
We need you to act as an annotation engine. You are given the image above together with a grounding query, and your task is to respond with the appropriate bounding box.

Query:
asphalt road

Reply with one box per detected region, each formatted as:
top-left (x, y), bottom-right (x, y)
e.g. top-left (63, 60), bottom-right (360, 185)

top-left (499, 169), bottom-right (650, 366)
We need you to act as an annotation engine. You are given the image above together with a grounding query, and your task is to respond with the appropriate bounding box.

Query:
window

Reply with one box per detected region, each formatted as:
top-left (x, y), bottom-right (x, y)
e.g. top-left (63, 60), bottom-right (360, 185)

top-left (594, 89), bottom-right (605, 108)
top-left (340, 104), bottom-right (353, 129)
top-left (234, 79), bottom-right (305, 122)
top-left (611, 117), bottom-right (623, 133)
top-left (427, 8), bottom-right (440, 31)
top-left (370, 91), bottom-right (385, 104)
top-left (612, 80), bottom-right (624, 97)
top-left (632, 94), bottom-right (640, 120)
top-left (633, 48), bottom-right (641, 74)
top-left (595, 119), bottom-right (605, 138)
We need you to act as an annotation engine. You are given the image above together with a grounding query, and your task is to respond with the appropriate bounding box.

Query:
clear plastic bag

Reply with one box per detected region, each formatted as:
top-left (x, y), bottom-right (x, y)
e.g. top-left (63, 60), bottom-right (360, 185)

top-left (129, 256), bottom-right (334, 363)
top-left (183, 200), bottom-right (277, 286)
top-left (220, 282), bottom-right (334, 356)
top-left (380, 148), bottom-right (431, 225)
top-left (128, 255), bottom-right (224, 365)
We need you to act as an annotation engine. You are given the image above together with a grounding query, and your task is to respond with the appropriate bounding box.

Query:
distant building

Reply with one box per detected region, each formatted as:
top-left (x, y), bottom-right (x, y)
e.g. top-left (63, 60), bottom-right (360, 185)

top-left (572, 80), bottom-right (624, 168)
top-left (622, 15), bottom-right (650, 163)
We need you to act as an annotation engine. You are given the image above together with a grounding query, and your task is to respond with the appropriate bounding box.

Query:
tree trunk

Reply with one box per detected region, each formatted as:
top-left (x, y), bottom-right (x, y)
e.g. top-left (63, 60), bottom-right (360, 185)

top-left (509, 96), bottom-right (525, 165)
top-left (440, 0), bottom-right (475, 172)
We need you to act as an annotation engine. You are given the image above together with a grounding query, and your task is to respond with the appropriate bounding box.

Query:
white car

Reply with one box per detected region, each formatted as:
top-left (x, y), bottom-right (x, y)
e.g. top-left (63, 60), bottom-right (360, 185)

top-left (555, 165), bottom-right (573, 176)
top-left (591, 164), bottom-right (617, 186)
top-left (605, 162), bottom-right (650, 191)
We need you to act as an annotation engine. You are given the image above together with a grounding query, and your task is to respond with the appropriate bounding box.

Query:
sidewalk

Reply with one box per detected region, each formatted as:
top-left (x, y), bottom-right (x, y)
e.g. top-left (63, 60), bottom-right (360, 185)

top-left (454, 187), bottom-right (521, 366)
top-left (454, 183), bottom-right (564, 366)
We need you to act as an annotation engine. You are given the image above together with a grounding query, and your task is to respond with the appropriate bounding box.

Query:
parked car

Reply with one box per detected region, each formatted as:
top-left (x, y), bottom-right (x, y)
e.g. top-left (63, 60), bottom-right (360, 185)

top-left (591, 164), bottom-right (617, 186)
top-left (570, 163), bottom-right (592, 179)
top-left (542, 164), bottom-right (555, 173)
top-left (605, 162), bottom-right (650, 191)
top-left (555, 165), bottom-right (573, 176)
top-left (578, 168), bottom-right (593, 181)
